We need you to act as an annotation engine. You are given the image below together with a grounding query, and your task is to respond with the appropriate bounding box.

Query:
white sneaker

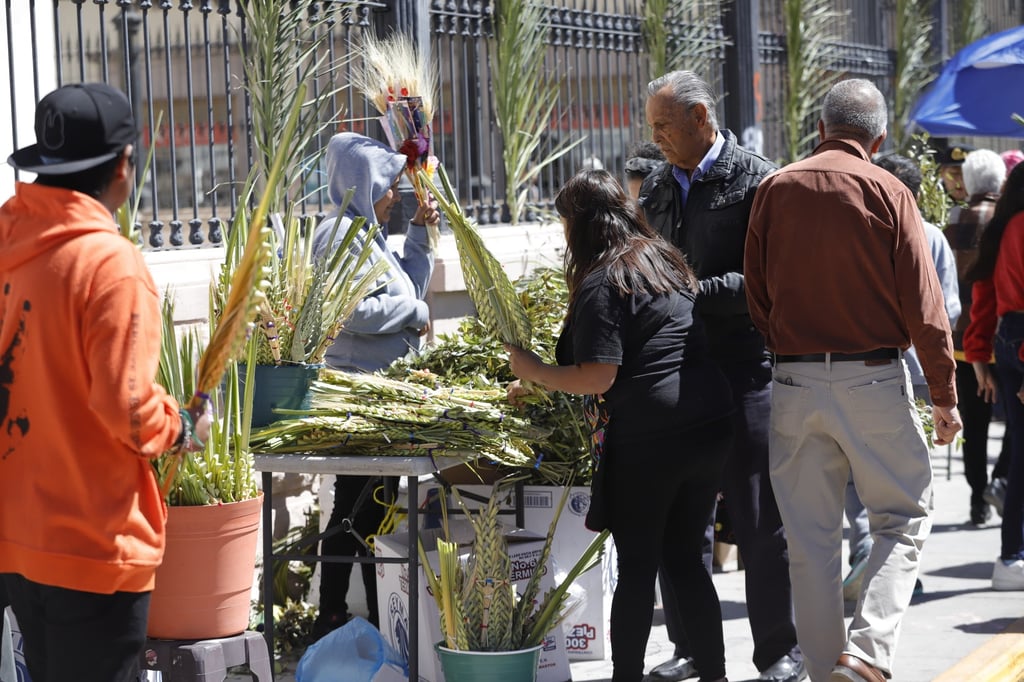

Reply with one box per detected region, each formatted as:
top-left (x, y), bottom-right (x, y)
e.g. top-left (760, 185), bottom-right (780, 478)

top-left (992, 558), bottom-right (1024, 590)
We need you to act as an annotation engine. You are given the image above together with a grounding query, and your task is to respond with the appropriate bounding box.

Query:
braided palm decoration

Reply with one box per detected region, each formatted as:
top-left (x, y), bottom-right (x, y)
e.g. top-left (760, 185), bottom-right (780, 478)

top-left (159, 84), bottom-right (305, 498)
top-left (419, 165), bottom-right (532, 349)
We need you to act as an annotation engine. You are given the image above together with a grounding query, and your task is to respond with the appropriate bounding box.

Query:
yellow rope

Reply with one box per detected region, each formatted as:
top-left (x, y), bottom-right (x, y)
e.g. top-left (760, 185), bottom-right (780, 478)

top-left (368, 483), bottom-right (405, 553)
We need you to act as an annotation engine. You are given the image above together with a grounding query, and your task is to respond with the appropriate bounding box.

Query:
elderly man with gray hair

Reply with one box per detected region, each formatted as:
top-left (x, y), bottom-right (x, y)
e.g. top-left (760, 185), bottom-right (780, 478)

top-left (640, 70), bottom-right (804, 682)
top-left (744, 79), bottom-right (962, 682)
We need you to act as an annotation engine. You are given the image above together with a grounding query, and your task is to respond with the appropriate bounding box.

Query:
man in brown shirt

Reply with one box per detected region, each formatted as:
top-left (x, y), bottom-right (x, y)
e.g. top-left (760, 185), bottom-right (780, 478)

top-left (744, 79), bottom-right (961, 682)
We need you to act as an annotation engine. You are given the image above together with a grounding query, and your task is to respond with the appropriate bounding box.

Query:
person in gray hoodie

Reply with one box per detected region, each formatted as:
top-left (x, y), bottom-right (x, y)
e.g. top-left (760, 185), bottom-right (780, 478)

top-left (310, 132), bottom-right (439, 638)
top-left (312, 132), bottom-right (437, 370)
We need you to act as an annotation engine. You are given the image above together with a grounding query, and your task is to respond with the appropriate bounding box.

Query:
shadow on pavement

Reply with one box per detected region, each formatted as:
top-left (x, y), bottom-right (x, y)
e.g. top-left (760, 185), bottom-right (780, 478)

top-left (719, 599), bottom-right (749, 622)
top-left (953, 616), bottom-right (1018, 635)
top-left (907, 585), bottom-right (994, 605)
top-left (927, 561), bottom-right (994, 580)
top-left (928, 521), bottom-right (992, 534)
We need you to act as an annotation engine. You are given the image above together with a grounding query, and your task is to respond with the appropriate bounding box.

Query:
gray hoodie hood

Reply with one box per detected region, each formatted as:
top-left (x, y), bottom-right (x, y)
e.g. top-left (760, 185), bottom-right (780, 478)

top-left (325, 132), bottom-right (407, 221)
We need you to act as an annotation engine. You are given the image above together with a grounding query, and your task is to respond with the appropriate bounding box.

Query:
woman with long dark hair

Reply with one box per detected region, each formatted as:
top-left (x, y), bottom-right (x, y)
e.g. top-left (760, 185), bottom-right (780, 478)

top-left (506, 169), bottom-right (734, 682)
top-left (964, 161), bottom-right (1024, 590)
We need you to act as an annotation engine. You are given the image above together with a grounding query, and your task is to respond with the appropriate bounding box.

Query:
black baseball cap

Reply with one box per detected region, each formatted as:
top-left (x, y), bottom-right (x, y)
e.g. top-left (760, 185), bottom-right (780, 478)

top-left (934, 143), bottom-right (977, 166)
top-left (8, 82), bottom-right (137, 175)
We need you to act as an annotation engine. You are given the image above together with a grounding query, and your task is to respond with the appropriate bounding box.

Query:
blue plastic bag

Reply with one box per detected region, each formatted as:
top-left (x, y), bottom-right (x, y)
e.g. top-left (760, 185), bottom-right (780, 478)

top-left (296, 617), bottom-right (407, 682)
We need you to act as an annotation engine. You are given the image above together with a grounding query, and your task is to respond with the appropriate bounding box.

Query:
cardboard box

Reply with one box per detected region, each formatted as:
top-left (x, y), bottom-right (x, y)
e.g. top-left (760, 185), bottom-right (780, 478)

top-left (440, 484), bottom-right (616, 661)
top-left (375, 521), bottom-right (571, 682)
top-left (713, 541), bottom-right (740, 572)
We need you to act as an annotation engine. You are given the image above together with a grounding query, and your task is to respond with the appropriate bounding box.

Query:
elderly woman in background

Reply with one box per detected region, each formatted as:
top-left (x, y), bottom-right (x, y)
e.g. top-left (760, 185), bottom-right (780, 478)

top-left (946, 148), bottom-right (1010, 525)
top-left (964, 162), bottom-right (1024, 590)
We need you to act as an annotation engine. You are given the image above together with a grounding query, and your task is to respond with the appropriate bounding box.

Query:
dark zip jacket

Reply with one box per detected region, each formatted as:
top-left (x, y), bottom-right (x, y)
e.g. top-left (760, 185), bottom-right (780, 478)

top-left (638, 129), bottom-right (777, 365)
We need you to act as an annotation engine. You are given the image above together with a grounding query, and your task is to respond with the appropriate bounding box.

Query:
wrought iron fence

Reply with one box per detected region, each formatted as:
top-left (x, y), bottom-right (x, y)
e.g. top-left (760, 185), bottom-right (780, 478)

top-left (3, 0), bottom-right (1021, 250)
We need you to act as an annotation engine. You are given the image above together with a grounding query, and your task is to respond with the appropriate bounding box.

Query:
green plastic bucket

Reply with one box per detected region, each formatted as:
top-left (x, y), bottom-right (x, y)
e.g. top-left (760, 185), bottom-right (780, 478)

top-left (435, 643), bottom-right (542, 682)
top-left (238, 363), bottom-right (322, 428)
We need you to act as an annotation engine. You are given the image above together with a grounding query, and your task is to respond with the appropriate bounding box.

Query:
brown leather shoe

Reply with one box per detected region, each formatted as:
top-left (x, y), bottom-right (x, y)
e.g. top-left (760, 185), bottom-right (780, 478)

top-left (828, 654), bottom-right (886, 682)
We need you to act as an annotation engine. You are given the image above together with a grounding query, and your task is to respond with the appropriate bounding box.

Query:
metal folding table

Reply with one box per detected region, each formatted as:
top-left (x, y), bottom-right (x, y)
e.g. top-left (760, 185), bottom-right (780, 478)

top-left (254, 453), bottom-right (475, 680)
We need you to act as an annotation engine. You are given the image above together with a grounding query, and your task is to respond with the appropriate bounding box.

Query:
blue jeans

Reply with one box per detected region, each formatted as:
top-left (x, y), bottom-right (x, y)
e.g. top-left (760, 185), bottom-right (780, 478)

top-left (995, 313), bottom-right (1024, 560)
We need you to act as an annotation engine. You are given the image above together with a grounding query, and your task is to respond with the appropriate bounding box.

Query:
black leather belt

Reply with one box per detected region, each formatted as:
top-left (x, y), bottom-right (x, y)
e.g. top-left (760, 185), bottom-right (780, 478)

top-left (773, 348), bottom-right (899, 363)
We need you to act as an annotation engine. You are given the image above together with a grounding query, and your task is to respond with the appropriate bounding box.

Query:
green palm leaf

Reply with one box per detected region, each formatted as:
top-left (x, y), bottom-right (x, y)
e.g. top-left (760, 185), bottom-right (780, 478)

top-left (419, 165), bottom-right (532, 348)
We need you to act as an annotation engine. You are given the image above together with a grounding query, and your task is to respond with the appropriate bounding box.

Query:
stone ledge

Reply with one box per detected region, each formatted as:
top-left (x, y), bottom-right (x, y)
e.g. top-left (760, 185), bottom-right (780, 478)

top-left (143, 222), bottom-right (566, 339)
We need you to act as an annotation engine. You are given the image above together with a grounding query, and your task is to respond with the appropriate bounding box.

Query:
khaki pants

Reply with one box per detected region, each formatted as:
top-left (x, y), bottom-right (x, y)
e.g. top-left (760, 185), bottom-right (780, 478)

top-left (769, 355), bottom-right (932, 682)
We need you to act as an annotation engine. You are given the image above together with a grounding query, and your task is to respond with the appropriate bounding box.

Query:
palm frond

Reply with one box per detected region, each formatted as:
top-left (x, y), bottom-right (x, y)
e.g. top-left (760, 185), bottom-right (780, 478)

top-left (116, 110), bottom-right (163, 244)
top-left (646, 0), bottom-right (730, 81)
top-left (159, 81), bottom-right (307, 500)
top-left (892, 0), bottom-right (936, 150)
top-left (782, 0), bottom-right (847, 162)
top-left (492, 0), bottom-right (583, 224)
top-left (250, 201), bottom-right (390, 366)
top-left (241, 0), bottom-right (346, 218)
top-left (155, 298), bottom-right (256, 506)
top-left (951, 0), bottom-right (985, 53)
top-left (420, 165), bottom-right (532, 348)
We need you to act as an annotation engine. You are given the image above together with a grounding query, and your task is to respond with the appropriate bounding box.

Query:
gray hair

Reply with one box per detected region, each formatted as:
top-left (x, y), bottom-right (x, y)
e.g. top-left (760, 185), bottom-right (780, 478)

top-left (821, 79), bottom-right (887, 142)
top-left (647, 70), bottom-right (719, 131)
top-left (962, 149), bottom-right (1007, 196)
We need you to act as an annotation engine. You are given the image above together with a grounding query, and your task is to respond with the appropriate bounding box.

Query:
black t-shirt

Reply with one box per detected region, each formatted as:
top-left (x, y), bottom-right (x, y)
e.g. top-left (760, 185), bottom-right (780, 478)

top-left (555, 268), bottom-right (733, 438)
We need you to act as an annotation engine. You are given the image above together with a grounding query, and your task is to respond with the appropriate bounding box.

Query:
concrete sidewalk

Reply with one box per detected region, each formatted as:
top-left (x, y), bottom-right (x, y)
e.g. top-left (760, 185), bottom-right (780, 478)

top-left (569, 422), bottom-right (1021, 682)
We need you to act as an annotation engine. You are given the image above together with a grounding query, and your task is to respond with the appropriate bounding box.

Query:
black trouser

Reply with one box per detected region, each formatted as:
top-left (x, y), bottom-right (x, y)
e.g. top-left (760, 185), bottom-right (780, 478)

top-left (956, 360), bottom-right (1011, 507)
top-left (663, 359), bottom-right (800, 671)
top-left (1, 574), bottom-right (148, 682)
top-left (608, 420), bottom-right (731, 682)
top-left (994, 313), bottom-right (1024, 559)
top-left (657, 516), bottom-right (714, 659)
top-left (318, 475), bottom-right (390, 626)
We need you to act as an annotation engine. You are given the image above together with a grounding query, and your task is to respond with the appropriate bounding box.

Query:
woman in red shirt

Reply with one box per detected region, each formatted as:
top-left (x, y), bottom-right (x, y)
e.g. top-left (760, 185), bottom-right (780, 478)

top-left (965, 161), bottom-right (1024, 590)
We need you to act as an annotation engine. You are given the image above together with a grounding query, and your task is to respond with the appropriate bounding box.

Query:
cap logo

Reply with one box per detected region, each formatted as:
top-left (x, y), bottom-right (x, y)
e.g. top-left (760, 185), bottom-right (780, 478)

top-left (951, 147), bottom-right (967, 161)
top-left (40, 110), bottom-right (65, 152)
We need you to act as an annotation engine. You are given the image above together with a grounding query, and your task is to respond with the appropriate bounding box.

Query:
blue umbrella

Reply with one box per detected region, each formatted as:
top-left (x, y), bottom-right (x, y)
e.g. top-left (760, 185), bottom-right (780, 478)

top-left (908, 25), bottom-right (1024, 139)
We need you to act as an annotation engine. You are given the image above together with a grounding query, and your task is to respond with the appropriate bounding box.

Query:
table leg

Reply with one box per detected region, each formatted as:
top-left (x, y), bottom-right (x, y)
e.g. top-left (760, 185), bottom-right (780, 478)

top-left (261, 471), bottom-right (276, 667)
top-left (408, 474), bottom-right (419, 680)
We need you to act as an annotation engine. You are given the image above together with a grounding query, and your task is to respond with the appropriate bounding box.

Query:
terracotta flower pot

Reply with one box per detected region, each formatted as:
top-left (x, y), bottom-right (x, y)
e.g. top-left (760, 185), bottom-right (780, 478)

top-left (147, 494), bottom-right (263, 640)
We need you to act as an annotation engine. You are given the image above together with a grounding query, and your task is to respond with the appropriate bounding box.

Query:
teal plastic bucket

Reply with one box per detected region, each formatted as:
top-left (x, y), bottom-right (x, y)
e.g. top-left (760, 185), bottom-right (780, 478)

top-left (435, 643), bottom-right (542, 682)
top-left (239, 363), bottom-right (322, 428)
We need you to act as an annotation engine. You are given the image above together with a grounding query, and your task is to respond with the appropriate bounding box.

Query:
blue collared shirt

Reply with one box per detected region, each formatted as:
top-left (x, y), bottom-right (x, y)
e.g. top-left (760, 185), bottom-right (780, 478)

top-left (670, 131), bottom-right (725, 209)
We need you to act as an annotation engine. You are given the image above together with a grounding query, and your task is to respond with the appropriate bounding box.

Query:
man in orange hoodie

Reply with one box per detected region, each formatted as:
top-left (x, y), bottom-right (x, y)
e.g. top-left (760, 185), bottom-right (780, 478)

top-left (0, 83), bottom-right (208, 682)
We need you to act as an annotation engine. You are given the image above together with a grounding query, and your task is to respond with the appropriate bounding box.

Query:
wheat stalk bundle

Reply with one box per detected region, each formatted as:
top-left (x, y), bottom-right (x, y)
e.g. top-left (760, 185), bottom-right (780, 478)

top-left (248, 369), bottom-right (550, 468)
top-left (353, 32), bottom-right (440, 247)
top-left (419, 165), bottom-right (533, 349)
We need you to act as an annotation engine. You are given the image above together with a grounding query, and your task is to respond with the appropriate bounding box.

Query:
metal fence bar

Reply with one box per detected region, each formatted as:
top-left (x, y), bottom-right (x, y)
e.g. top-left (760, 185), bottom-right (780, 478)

top-left (6, 0), bottom-right (1019, 251)
top-left (199, 2), bottom-right (219, 237)
top-left (5, 2), bottom-right (19, 176)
